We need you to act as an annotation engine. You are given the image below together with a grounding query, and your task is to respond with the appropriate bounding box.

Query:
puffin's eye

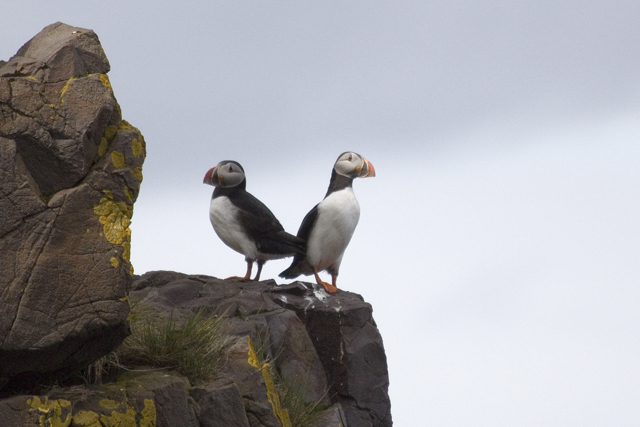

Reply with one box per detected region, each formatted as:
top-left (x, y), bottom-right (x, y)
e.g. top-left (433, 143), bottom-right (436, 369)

top-left (348, 155), bottom-right (352, 161)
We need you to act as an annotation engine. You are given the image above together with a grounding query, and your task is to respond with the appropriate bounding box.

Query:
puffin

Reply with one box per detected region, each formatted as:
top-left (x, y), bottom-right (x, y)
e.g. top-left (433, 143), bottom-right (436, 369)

top-left (203, 160), bottom-right (305, 281)
top-left (279, 151), bottom-right (375, 293)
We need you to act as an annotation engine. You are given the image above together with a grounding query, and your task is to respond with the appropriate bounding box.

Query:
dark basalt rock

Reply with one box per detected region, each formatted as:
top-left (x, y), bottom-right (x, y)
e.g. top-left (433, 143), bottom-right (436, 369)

top-left (269, 283), bottom-right (392, 427)
top-left (0, 372), bottom-right (196, 427)
top-left (0, 272), bottom-right (392, 427)
top-left (0, 22), bottom-right (145, 387)
top-left (129, 271), bottom-right (393, 427)
top-left (191, 377), bottom-right (251, 427)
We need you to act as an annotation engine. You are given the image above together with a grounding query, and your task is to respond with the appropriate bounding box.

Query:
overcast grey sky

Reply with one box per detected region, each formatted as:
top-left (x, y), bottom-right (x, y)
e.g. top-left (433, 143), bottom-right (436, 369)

top-left (3, 1), bottom-right (640, 425)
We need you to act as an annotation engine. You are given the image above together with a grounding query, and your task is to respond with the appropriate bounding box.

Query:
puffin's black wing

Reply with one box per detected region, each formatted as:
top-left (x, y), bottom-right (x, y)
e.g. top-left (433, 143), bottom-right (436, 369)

top-left (231, 191), bottom-right (305, 256)
top-left (295, 203), bottom-right (319, 241)
top-left (279, 204), bottom-right (319, 278)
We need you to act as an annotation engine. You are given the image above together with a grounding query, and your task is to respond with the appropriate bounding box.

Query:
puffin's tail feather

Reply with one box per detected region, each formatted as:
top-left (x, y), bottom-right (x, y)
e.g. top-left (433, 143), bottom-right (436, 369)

top-left (279, 265), bottom-right (299, 279)
top-left (258, 231), bottom-right (305, 257)
top-left (279, 232), bottom-right (306, 256)
top-left (279, 256), bottom-right (310, 279)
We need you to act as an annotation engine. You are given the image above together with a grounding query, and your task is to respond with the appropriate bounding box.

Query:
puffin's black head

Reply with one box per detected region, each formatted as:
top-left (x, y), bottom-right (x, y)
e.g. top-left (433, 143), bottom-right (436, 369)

top-left (333, 151), bottom-right (376, 179)
top-left (203, 160), bottom-right (246, 189)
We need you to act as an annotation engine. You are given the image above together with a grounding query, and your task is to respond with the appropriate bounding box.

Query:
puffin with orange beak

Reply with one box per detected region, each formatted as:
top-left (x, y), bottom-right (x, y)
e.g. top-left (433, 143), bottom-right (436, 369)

top-left (280, 151), bottom-right (375, 293)
top-left (204, 160), bottom-right (305, 281)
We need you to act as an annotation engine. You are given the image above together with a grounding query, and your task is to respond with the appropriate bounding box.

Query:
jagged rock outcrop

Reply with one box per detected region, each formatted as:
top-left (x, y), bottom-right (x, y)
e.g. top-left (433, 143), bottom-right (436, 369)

top-left (0, 273), bottom-right (393, 427)
top-left (0, 22), bottom-right (145, 386)
top-left (271, 285), bottom-right (391, 426)
top-left (131, 271), bottom-right (392, 427)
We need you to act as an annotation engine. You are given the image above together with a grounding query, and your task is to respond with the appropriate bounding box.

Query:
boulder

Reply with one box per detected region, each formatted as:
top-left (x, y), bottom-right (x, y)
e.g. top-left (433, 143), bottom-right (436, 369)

top-left (191, 377), bottom-right (251, 427)
top-left (0, 22), bottom-right (145, 387)
top-left (129, 271), bottom-right (393, 427)
top-left (270, 283), bottom-right (393, 427)
top-left (0, 272), bottom-right (393, 426)
top-left (116, 371), bottom-right (199, 427)
top-left (0, 372), bottom-right (192, 427)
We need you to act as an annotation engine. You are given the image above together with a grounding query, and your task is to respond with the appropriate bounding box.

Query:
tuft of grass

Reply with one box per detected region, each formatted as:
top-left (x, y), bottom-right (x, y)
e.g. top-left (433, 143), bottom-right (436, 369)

top-left (116, 307), bottom-right (233, 384)
top-left (277, 378), bottom-right (329, 427)
top-left (83, 352), bottom-right (122, 385)
top-left (85, 306), bottom-right (233, 385)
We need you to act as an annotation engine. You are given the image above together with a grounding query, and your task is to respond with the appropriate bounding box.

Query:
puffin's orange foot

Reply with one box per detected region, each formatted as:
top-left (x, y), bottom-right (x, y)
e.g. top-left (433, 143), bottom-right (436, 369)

top-left (226, 261), bottom-right (253, 280)
top-left (313, 268), bottom-right (338, 293)
top-left (317, 279), bottom-right (338, 294)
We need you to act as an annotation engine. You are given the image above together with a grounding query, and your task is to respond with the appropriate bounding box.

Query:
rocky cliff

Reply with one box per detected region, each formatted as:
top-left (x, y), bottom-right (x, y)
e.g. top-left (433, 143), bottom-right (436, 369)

top-left (0, 23), bottom-right (392, 427)
top-left (0, 22), bottom-right (144, 388)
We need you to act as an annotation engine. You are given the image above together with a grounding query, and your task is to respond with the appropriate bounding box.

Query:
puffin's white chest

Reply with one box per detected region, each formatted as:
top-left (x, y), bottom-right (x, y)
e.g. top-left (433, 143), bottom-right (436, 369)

top-left (209, 196), bottom-right (257, 258)
top-left (307, 188), bottom-right (360, 271)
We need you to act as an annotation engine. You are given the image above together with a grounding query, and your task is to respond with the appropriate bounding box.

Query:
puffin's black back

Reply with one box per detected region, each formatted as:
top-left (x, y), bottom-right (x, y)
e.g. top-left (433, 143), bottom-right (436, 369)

top-left (215, 185), bottom-right (305, 256)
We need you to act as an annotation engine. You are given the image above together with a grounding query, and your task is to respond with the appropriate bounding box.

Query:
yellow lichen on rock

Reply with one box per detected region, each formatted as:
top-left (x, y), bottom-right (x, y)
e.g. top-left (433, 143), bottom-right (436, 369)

top-left (72, 411), bottom-right (102, 427)
top-left (94, 190), bottom-right (132, 246)
top-left (131, 167), bottom-right (143, 182)
top-left (262, 363), bottom-right (292, 427)
top-left (104, 124), bottom-right (119, 141)
top-left (99, 124), bottom-right (119, 158)
top-left (122, 241), bottom-right (131, 263)
top-left (27, 396), bottom-right (72, 427)
top-left (60, 77), bottom-right (77, 95)
top-left (98, 399), bottom-right (121, 410)
top-left (140, 399), bottom-right (157, 427)
top-left (247, 337), bottom-right (260, 369)
top-left (94, 190), bottom-right (134, 273)
top-left (98, 399), bottom-right (137, 427)
top-left (99, 405), bottom-right (137, 427)
top-left (60, 76), bottom-right (77, 104)
top-left (124, 186), bottom-right (134, 203)
top-left (118, 120), bottom-right (135, 131)
top-left (99, 137), bottom-right (109, 156)
top-left (132, 137), bottom-right (144, 158)
top-left (99, 73), bottom-right (112, 90)
top-left (247, 338), bottom-right (292, 427)
top-left (111, 151), bottom-right (125, 169)
top-left (25, 396), bottom-right (154, 427)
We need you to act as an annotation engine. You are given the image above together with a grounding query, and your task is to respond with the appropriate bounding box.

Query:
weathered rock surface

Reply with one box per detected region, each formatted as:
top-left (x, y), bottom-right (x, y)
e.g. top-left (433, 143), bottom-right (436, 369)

top-left (0, 371), bottom-right (192, 427)
top-left (271, 284), bottom-right (392, 426)
top-left (0, 272), bottom-right (392, 426)
top-left (0, 22), bottom-right (145, 385)
top-left (130, 272), bottom-right (392, 427)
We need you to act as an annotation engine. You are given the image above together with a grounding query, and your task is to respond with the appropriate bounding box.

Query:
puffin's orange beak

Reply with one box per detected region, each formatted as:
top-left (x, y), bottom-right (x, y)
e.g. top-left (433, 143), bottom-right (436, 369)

top-left (360, 158), bottom-right (375, 178)
top-left (203, 166), bottom-right (216, 185)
